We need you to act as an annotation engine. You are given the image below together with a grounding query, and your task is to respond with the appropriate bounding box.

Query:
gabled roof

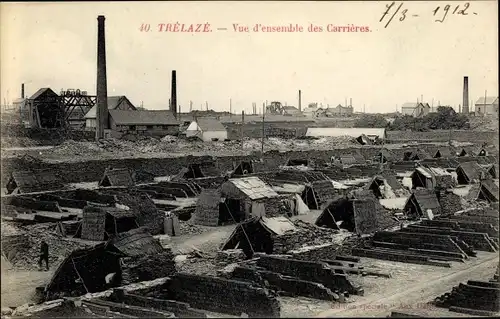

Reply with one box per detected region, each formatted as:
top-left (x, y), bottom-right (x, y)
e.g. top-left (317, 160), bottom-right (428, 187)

top-left (477, 179), bottom-right (499, 203)
top-left (407, 189), bottom-right (441, 212)
top-left (29, 88), bottom-right (58, 100)
top-left (194, 117), bottom-right (226, 131)
top-left (414, 166), bottom-right (452, 179)
top-left (456, 161), bottom-right (484, 182)
top-left (401, 102), bottom-right (430, 109)
top-left (109, 109), bottom-right (179, 125)
top-left (109, 227), bottom-right (164, 257)
top-left (99, 167), bottom-right (135, 187)
top-left (227, 177), bottom-right (279, 200)
top-left (475, 96), bottom-right (499, 105)
top-left (85, 96), bottom-right (137, 118)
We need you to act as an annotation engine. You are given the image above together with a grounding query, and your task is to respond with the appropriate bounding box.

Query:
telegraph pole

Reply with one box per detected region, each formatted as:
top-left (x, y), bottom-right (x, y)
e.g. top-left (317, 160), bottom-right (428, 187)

top-left (241, 111), bottom-right (245, 151)
top-left (261, 104), bottom-right (265, 155)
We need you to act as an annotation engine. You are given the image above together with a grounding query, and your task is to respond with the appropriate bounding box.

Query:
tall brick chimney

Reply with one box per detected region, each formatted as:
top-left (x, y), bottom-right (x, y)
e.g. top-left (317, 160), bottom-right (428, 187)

top-left (21, 83), bottom-right (25, 99)
top-left (96, 15), bottom-right (109, 140)
top-left (462, 76), bottom-right (469, 114)
top-left (298, 90), bottom-right (302, 112)
top-left (171, 70), bottom-right (177, 118)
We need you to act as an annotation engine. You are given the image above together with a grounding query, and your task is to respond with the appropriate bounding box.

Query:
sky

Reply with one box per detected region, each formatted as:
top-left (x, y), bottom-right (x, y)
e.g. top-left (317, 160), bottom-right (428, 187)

top-left (1, 1), bottom-right (498, 114)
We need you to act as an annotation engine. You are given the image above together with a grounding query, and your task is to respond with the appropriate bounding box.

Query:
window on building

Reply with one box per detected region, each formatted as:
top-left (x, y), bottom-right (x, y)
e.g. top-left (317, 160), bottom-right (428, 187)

top-left (129, 125), bottom-right (136, 130)
top-left (146, 125), bottom-right (153, 130)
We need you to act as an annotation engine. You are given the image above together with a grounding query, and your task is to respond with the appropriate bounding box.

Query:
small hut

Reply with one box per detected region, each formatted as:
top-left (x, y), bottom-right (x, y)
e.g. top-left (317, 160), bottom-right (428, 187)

top-left (315, 197), bottom-right (386, 235)
top-left (376, 149), bottom-right (395, 163)
top-left (455, 161), bottom-right (485, 185)
top-left (80, 206), bottom-right (139, 241)
top-left (301, 180), bottom-right (339, 209)
top-left (181, 161), bottom-right (221, 179)
top-left (192, 177), bottom-right (282, 226)
top-left (433, 148), bottom-right (453, 159)
top-left (476, 148), bottom-right (489, 156)
top-left (5, 170), bottom-right (64, 194)
top-left (408, 149), bottom-right (431, 161)
top-left (483, 164), bottom-right (499, 179)
top-left (403, 189), bottom-right (441, 219)
top-left (232, 159), bottom-right (266, 177)
top-left (221, 216), bottom-right (298, 258)
top-left (99, 167), bottom-right (135, 187)
top-left (457, 148), bottom-right (467, 157)
top-left (365, 172), bottom-right (408, 198)
top-left (411, 166), bottom-right (454, 190)
top-left (476, 179), bottom-right (499, 203)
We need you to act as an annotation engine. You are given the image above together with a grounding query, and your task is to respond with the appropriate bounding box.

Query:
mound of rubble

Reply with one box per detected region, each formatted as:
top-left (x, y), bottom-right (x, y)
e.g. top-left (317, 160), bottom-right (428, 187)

top-left (1, 222), bottom-right (94, 271)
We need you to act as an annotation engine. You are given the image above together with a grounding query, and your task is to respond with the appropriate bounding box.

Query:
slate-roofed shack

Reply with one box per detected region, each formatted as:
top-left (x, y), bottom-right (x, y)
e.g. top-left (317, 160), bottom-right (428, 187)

top-left (98, 167), bottom-right (135, 187)
top-left (177, 161), bottom-right (221, 179)
top-left (483, 164), bottom-right (499, 179)
top-left (407, 149), bottom-right (432, 161)
top-left (476, 148), bottom-right (489, 156)
top-left (232, 159), bottom-right (266, 177)
top-left (315, 197), bottom-right (395, 235)
top-left (272, 170), bottom-right (330, 184)
top-left (433, 147), bottom-right (453, 158)
top-left (456, 161), bottom-right (485, 185)
top-left (221, 216), bottom-right (299, 258)
top-left (458, 148), bottom-right (470, 157)
top-left (365, 171), bottom-right (408, 198)
top-left (376, 149), bottom-right (395, 163)
top-left (301, 180), bottom-right (339, 209)
top-left (81, 206), bottom-right (139, 241)
top-left (110, 228), bottom-right (176, 284)
top-left (43, 243), bottom-right (123, 301)
top-left (192, 177), bottom-right (281, 226)
top-left (411, 165), bottom-right (455, 190)
top-left (477, 179), bottom-right (499, 203)
top-left (404, 189), bottom-right (441, 219)
top-left (6, 170), bottom-right (64, 194)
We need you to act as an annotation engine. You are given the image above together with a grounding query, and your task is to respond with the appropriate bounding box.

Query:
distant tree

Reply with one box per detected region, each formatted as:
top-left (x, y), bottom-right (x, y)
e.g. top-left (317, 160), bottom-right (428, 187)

top-left (353, 114), bottom-right (389, 128)
top-left (388, 106), bottom-right (470, 131)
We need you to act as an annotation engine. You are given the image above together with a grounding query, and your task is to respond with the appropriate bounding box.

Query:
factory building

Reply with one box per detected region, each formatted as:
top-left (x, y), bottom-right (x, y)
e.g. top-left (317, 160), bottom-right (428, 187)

top-left (108, 109), bottom-right (179, 138)
top-left (85, 96), bottom-right (137, 129)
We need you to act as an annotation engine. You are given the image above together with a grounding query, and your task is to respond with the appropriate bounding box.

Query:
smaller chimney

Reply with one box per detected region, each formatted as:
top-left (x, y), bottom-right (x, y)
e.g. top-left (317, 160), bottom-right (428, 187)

top-left (298, 90), bottom-right (302, 112)
top-left (171, 70), bottom-right (177, 118)
top-left (21, 83), bottom-right (25, 99)
top-left (463, 76), bottom-right (469, 114)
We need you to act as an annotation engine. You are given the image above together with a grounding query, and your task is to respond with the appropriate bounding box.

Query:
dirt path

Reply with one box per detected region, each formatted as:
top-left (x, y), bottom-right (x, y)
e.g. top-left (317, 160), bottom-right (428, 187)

top-left (1, 268), bottom-right (53, 308)
top-left (169, 225), bottom-right (237, 254)
top-left (316, 253), bottom-right (499, 317)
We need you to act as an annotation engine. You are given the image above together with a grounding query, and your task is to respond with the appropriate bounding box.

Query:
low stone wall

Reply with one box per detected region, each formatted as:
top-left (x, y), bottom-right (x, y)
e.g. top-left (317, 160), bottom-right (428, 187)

top-left (387, 130), bottom-right (498, 143)
top-left (164, 273), bottom-right (281, 317)
top-left (231, 265), bottom-right (339, 301)
top-left (256, 255), bottom-right (363, 295)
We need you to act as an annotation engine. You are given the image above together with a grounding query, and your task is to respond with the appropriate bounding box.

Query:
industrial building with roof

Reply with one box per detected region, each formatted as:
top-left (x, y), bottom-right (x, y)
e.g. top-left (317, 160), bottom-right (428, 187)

top-left (185, 117), bottom-right (228, 141)
top-left (400, 102), bottom-right (431, 117)
top-left (108, 109), bottom-right (179, 138)
top-left (474, 96), bottom-right (499, 116)
top-left (85, 96), bottom-right (137, 128)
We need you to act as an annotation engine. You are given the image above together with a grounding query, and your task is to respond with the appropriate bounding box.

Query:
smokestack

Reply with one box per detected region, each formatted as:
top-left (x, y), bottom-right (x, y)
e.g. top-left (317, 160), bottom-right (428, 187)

top-left (350, 98), bottom-right (352, 107)
top-left (171, 70), bottom-right (177, 118)
top-left (298, 90), bottom-right (302, 112)
top-left (21, 83), bottom-right (25, 99)
top-left (463, 76), bottom-right (469, 114)
top-left (96, 15), bottom-right (109, 140)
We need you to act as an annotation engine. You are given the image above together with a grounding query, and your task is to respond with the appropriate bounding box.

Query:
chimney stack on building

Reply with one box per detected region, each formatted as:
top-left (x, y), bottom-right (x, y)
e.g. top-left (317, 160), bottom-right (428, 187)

top-left (21, 83), bottom-right (25, 99)
top-left (298, 90), bottom-right (302, 112)
top-left (350, 98), bottom-right (352, 107)
top-left (96, 15), bottom-right (109, 140)
top-left (463, 76), bottom-right (469, 114)
top-left (171, 70), bottom-right (177, 118)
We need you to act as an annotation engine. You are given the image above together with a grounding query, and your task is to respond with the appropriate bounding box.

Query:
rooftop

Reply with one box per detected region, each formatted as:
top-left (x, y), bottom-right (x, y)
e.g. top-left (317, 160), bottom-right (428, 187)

top-left (228, 176), bottom-right (279, 200)
top-left (109, 109), bottom-right (179, 126)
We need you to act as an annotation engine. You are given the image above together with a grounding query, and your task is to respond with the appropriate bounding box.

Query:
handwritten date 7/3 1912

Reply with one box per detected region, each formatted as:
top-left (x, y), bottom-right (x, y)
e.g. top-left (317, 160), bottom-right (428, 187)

top-left (380, 2), bottom-right (477, 28)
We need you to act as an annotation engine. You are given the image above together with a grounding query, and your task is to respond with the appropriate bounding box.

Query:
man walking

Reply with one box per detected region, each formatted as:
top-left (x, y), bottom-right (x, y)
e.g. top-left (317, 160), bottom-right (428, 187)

top-left (39, 240), bottom-right (49, 271)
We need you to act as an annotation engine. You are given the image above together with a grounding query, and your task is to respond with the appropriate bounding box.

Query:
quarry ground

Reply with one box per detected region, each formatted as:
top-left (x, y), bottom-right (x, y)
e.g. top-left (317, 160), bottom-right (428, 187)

top-left (2, 210), bottom-right (498, 317)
